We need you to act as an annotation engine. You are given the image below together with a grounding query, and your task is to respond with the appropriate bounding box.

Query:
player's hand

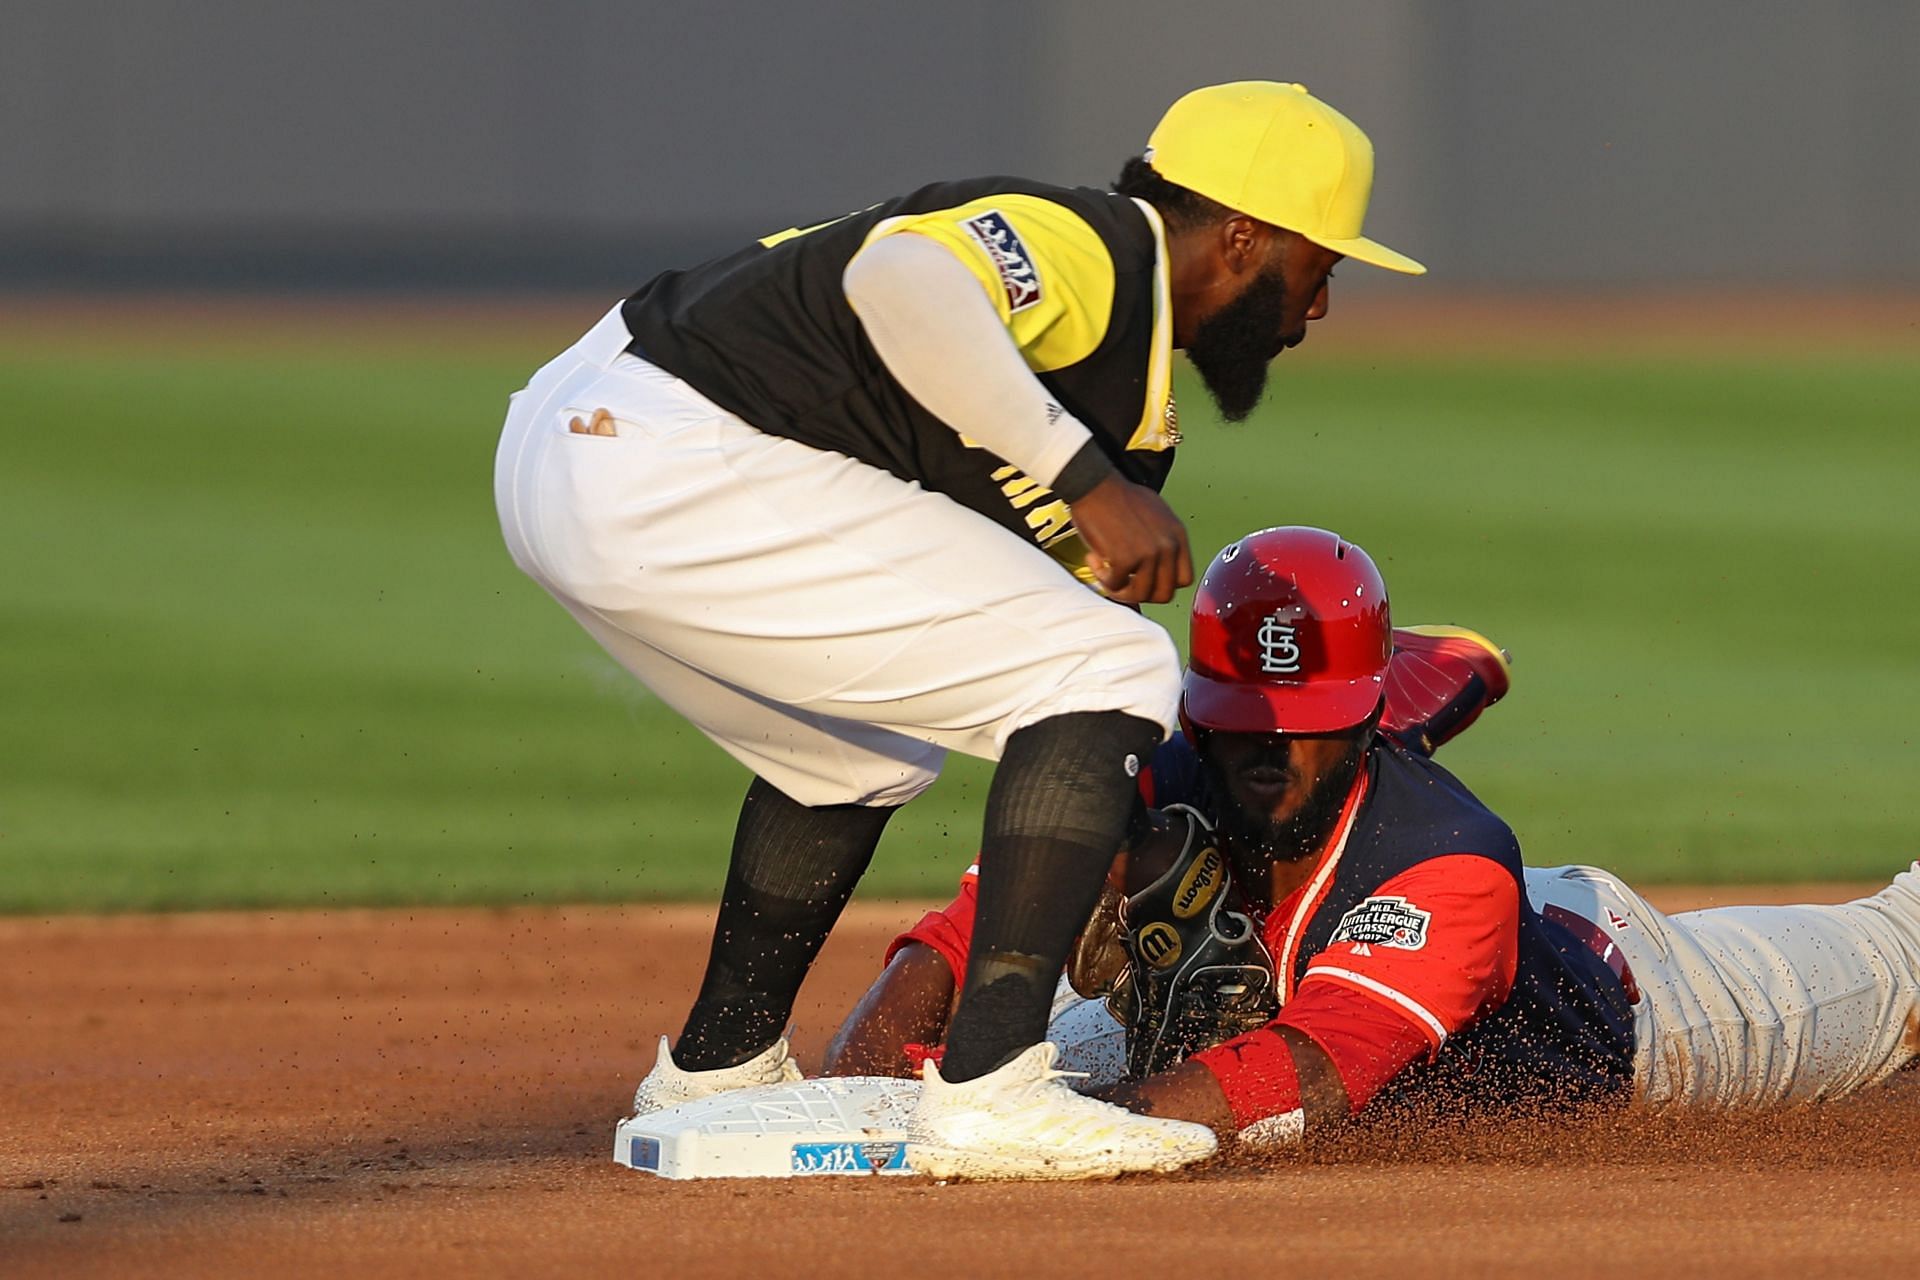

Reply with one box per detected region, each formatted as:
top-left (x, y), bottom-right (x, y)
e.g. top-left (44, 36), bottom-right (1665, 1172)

top-left (821, 943), bottom-right (956, 1078)
top-left (1070, 473), bottom-right (1193, 605)
top-left (1094, 1059), bottom-right (1238, 1133)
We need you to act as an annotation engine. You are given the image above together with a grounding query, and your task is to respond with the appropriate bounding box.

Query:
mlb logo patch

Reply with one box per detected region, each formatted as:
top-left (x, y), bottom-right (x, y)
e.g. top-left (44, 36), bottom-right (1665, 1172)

top-left (960, 210), bottom-right (1044, 312)
top-left (1331, 896), bottom-right (1432, 952)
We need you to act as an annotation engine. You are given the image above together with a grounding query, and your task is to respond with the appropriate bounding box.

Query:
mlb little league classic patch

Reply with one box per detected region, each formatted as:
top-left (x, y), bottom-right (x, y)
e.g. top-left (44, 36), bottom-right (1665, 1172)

top-left (960, 210), bottom-right (1043, 312)
top-left (1332, 896), bottom-right (1432, 951)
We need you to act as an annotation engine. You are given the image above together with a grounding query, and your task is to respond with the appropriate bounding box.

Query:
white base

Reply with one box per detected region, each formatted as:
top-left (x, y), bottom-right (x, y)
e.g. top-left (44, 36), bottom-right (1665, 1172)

top-left (612, 1076), bottom-right (924, 1179)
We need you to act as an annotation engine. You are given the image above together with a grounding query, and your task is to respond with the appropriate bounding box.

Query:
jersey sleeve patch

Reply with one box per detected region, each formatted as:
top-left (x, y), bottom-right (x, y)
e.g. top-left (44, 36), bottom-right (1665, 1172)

top-left (1303, 854), bottom-right (1521, 1043)
top-left (862, 195), bottom-right (1115, 373)
top-left (959, 210), bottom-right (1043, 313)
top-left (1329, 895), bottom-right (1431, 952)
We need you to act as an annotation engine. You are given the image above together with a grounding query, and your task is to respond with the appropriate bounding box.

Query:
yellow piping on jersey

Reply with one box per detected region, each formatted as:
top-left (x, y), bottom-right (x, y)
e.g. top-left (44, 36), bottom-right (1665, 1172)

top-left (1123, 198), bottom-right (1177, 454)
top-left (758, 204), bottom-right (879, 248)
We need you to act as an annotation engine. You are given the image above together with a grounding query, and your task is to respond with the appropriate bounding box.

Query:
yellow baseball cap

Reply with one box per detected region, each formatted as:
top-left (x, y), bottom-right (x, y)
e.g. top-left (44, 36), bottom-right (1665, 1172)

top-left (1146, 81), bottom-right (1425, 275)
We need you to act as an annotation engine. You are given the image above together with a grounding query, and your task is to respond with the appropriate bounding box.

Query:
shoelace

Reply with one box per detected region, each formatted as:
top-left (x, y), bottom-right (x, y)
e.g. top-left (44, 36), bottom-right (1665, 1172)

top-left (1009, 1065), bottom-right (1176, 1142)
top-left (1012, 1062), bottom-right (1091, 1104)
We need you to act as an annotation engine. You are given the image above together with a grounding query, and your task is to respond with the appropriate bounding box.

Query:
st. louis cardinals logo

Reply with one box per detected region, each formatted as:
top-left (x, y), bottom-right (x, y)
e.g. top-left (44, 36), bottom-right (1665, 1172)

top-left (1257, 613), bottom-right (1302, 673)
top-left (960, 210), bottom-right (1043, 312)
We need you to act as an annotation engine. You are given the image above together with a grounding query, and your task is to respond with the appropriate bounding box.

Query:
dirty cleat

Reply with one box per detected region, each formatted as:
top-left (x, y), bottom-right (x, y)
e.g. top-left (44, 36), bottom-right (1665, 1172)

top-left (630, 1035), bottom-right (804, 1117)
top-left (1381, 624), bottom-right (1513, 757)
top-left (906, 1042), bottom-right (1217, 1181)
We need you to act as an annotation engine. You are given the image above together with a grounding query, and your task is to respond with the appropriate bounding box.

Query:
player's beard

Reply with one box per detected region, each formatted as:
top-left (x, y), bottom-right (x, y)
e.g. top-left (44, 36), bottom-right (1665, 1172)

top-left (1185, 265), bottom-right (1292, 423)
top-left (1207, 734), bottom-right (1370, 872)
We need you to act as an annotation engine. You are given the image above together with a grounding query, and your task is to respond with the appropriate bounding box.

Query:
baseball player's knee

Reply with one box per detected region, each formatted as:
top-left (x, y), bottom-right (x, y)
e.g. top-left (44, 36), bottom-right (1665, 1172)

top-left (1125, 617), bottom-right (1183, 676)
top-left (839, 768), bottom-right (943, 809)
top-left (1134, 625), bottom-right (1184, 720)
top-left (1042, 619), bottom-right (1181, 735)
top-left (751, 747), bottom-right (945, 810)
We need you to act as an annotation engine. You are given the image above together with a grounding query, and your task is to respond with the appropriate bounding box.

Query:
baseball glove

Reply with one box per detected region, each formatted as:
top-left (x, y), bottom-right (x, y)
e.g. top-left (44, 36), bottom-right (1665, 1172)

top-left (1066, 882), bottom-right (1130, 1000)
top-left (1111, 804), bottom-right (1278, 1077)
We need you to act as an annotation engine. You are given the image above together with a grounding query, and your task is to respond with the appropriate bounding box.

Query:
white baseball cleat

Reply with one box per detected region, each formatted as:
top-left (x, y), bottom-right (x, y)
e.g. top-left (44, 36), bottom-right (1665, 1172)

top-left (906, 1041), bottom-right (1217, 1181)
top-left (630, 1034), bottom-right (804, 1117)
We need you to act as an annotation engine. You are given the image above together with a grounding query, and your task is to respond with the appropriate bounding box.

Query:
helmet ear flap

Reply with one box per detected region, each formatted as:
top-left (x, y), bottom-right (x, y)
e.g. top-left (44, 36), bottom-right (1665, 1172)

top-left (1359, 693), bottom-right (1386, 735)
top-left (1177, 703), bottom-right (1214, 756)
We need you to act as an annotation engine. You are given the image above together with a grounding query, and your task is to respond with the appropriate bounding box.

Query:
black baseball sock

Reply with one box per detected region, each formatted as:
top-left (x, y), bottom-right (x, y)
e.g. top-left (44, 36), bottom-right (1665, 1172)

top-left (940, 711), bottom-right (1164, 1083)
top-left (673, 778), bottom-right (898, 1071)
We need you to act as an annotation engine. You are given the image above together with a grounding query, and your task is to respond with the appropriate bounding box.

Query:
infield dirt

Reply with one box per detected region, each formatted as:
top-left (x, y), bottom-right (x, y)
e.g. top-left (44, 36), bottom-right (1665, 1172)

top-left (3, 288), bottom-right (1915, 357)
top-left (6, 888), bottom-right (1918, 1278)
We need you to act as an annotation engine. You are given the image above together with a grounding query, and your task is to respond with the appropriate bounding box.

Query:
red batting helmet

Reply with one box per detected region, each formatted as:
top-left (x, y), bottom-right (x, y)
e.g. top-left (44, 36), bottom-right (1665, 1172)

top-left (1181, 526), bottom-right (1392, 736)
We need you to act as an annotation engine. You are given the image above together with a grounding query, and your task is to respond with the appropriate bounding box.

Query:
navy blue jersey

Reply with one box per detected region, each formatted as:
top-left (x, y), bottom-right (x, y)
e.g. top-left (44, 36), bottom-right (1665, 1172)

top-left (1154, 733), bottom-right (1636, 1114)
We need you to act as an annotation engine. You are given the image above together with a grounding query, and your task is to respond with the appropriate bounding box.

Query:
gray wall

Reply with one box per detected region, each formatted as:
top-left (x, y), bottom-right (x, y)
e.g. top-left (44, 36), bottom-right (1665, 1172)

top-left (5, 1), bottom-right (1916, 288)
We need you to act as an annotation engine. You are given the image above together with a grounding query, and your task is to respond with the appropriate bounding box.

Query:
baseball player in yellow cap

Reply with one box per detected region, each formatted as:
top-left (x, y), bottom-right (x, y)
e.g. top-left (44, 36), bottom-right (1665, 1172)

top-left (494, 81), bottom-right (1421, 1180)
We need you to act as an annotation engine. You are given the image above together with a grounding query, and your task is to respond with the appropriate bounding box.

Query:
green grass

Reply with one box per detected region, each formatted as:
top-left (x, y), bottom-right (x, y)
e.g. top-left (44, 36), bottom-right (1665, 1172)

top-left (2, 340), bottom-right (1916, 912)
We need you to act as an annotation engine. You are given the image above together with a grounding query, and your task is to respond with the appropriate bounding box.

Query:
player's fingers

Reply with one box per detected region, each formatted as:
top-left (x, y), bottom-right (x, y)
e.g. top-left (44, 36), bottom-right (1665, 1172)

top-left (1108, 558), bottom-right (1144, 598)
top-left (1108, 552), bottom-right (1151, 604)
top-left (1152, 541), bottom-right (1181, 603)
top-left (1133, 545), bottom-right (1167, 605)
top-left (1173, 528), bottom-right (1194, 590)
top-left (1121, 545), bottom-right (1162, 605)
top-left (1091, 549), bottom-right (1135, 599)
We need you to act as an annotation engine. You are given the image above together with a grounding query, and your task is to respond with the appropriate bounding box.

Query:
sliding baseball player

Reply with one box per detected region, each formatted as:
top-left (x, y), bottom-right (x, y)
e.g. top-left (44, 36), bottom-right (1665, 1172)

top-left (829, 528), bottom-right (1920, 1144)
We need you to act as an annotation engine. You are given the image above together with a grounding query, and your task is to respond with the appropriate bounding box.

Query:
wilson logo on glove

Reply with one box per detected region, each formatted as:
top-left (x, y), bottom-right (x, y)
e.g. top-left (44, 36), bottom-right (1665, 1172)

top-left (1172, 846), bottom-right (1225, 919)
top-left (1136, 921), bottom-right (1183, 968)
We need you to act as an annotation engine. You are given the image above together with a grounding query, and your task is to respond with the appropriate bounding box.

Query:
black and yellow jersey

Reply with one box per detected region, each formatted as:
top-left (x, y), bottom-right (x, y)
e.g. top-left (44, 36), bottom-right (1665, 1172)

top-left (621, 178), bottom-right (1177, 578)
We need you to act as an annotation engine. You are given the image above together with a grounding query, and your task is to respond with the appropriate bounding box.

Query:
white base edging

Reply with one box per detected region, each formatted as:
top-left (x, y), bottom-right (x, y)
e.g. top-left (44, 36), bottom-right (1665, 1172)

top-left (612, 1076), bottom-right (924, 1179)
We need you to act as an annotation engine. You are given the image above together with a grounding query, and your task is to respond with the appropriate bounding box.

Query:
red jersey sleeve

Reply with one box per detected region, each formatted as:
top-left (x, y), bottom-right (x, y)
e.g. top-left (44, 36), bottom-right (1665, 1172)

top-left (885, 863), bottom-right (979, 978)
top-left (1299, 854), bottom-right (1519, 1050)
top-left (1194, 854), bottom-right (1520, 1126)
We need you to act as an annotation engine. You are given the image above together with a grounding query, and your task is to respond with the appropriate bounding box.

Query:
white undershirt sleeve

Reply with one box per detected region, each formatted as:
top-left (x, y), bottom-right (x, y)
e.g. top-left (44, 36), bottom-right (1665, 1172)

top-left (841, 231), bottom-right (1115, 499)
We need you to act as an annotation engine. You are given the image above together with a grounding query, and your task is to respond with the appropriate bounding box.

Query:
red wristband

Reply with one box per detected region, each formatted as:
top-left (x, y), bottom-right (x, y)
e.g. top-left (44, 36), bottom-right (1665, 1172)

top-left (902, 1042), bottom-right (945, 1073)
top-left (1193, 1029), bottom-right (1304, 1130)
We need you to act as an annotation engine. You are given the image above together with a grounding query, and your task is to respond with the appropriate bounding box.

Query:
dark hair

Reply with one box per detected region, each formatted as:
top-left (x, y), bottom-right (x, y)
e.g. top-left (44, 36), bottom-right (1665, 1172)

top-left (1111, 155), bottom-right (1238, 231)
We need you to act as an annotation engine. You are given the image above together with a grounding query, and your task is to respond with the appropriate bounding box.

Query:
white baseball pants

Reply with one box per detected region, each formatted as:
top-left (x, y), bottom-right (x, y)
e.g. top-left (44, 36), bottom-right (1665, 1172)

top-left (1526, 863), bottom-right (1920, 1107)
top-left (493, 304), bottom-right (1180, 808)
